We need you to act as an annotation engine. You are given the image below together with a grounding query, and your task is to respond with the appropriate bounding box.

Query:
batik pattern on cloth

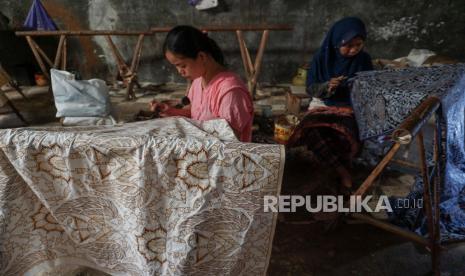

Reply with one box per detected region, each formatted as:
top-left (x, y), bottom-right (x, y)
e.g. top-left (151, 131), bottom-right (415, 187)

top-left (287, 106), bottom-right (360, 168)
top-left (0, 117), bottom-right (284, 275)
top-left (351, 64), bottom-right (465, 241)
top-left (351, 64), bottom-right (465, 140)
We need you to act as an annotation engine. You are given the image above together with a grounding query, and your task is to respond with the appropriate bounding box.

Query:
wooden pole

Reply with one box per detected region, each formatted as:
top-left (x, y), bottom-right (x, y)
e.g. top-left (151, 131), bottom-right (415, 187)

top-left (351, 213), bottom-right (430, 247)
top-left (250, 30), bottom-right (269, 97)
top-left (25, 36), bottom-right (50, 79)
top-left (16, 30), bottom-right (153, 36)
top-left (392, 96), bottom-right (441, 144)
top-left (9, 81), bottom-right (28, 100)
top-left (54, 35), bottom-right (66, 68)
top-left (417, 131), bottom-right (435, 240)
top-left (130, 34), bottom-right (145, 72)
top-left (432, 121), bottom-right (441, 275)
top-left (417, 130), bottom-right (439, 275)
top-left (390, 159), bottom-right (421, 171)
top-left (151, 24), bottom-right (293, 33)
top-left (105, 35), bottom-right (129, 77)
top-left (244, 42), bottom-right (254, 76)
top-left (30, 39), bottom-right (53, 68)
top-left (61, 36), bottom-right (67, 70)
top-left (236, 31), bottom-right (251, 78)
top-left (354, 143), bottom-right (401, 196)
top-left (105, 35), bottom-right (130, 97)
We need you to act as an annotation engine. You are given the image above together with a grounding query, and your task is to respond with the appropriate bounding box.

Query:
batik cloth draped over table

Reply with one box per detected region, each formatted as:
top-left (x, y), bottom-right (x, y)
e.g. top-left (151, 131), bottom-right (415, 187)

top-left (0, 118), bottom-right (284, 275)
top-left (351, 64), bottom-right (465, 241)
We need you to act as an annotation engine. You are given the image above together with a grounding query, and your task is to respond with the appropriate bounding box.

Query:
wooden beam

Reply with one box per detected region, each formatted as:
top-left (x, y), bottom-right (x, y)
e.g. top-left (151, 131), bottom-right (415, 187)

top-left (354, 143), bottom-right (401, 196)
top-left (130, 34), bottom-right (145, 72)
top-left (250, 30), bottom-right (269, 95)
top-left (392, 96), bottom-right (441, 144)
top-left (151, 24), bottom-right (293, 33)
top-left (105, 35), bottom-right (129, 75)
top-left (352, 213), bottom-right (430, 247)
top-left (30, 39), bottom-right (53, 68)
top-left (432, 124), bottom-right (442, 275)
top-left (236, 31), bottom-right (252, 79)
top-left (390, 159), bottom-right (421, 171)
top-left (54, 35), bottom-right (66, 68)
top-left (61, 36), bottom-right (67, 70)
top-left (25, 36), bottom-right (50, 80)
top-left (417, 131), bottom-right (435, 240)
top-left (16, 30), bottom-right (153, 36)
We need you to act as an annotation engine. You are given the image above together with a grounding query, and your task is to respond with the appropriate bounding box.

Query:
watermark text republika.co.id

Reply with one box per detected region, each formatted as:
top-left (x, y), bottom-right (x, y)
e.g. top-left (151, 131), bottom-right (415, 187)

top-left (264, 195), bottom-right (423, 213)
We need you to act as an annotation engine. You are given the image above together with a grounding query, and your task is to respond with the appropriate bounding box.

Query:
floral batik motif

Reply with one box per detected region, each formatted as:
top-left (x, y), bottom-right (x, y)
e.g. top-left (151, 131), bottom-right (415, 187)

top-left (0, 117), bottom-right (284, 275)
top-left (352, 64), bottom-right (465, 241)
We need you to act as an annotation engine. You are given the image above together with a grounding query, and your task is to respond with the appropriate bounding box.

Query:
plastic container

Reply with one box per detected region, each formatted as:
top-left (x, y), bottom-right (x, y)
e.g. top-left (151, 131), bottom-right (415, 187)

top-left (34, 73), bottom-right (48, 86)
top-left (274, 114), bottom-right (300, 144)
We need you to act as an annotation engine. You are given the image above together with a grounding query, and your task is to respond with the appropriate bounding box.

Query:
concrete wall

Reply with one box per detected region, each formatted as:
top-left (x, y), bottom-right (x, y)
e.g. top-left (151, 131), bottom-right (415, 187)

top-left (2, 0), bottom-right (465, 84)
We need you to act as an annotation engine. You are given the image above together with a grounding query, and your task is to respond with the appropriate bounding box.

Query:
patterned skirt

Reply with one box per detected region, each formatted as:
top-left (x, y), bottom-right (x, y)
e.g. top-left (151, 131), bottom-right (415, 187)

top-left (287, 106), bottom-right (360, 168)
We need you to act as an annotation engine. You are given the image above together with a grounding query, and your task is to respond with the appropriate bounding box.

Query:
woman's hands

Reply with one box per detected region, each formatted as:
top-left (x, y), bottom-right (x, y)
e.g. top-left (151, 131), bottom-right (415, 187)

top-left (149, 100), bottom-right (177, 117)
top-left (148, 99), bottom-right (191, 118)
top-left (328, 76), bottom-right (347, 92)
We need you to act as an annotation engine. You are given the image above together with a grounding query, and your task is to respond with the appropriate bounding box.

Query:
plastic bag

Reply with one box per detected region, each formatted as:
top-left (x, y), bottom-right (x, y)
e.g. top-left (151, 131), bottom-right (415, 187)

top-left (23, 0), bottom-right (58, 31)
top-left (61, 116), bottom-right (117, 126)
top-left (51, 69), bottom-right (111, 117)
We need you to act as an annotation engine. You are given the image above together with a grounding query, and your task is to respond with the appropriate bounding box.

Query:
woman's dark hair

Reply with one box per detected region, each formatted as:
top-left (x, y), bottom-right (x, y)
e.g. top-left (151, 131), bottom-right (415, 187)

top-left (163, 25), bottom-right (225, 66)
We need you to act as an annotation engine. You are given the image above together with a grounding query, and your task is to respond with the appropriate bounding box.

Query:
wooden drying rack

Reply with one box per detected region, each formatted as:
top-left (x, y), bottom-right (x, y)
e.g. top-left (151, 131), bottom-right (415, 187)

top-left (16, 24), bottom-right (293, 100)
top-left (15, 30), bottom-right (152, 100)
top-left (351, 96), bottom-right (443, 275)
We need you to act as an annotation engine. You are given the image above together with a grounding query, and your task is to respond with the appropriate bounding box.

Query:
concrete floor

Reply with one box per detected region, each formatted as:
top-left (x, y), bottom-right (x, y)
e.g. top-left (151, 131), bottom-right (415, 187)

top-left (269, 152), bottom-right (465, 276)
top-left (2, 84), bottom-right (465, 276)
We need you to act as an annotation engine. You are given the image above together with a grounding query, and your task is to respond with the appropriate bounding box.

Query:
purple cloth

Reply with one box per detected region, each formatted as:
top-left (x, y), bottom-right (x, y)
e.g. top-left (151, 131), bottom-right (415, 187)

top-left (23, 0), bottom-right (58, 31)
top-left (188, 0), bottom-right (202, 6)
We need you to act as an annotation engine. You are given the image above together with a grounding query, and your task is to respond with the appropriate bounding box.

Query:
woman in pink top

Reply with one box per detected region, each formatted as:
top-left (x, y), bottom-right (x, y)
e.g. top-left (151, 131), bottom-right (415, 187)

top-left (149, 25), bottom-right (254, 142)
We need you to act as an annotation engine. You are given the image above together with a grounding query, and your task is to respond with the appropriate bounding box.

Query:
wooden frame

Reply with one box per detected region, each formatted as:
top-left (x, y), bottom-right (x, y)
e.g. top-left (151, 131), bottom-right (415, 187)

top-left (16, 30), bottom-right (152, 100)
top-left (0, 65), bottom-right (28, 100)
top-left (17, 25), bottom-right (293, 100)
top-left (0, 65), bottom-right (28, 125)
top-left (351, 96), bottom-right (443, 275)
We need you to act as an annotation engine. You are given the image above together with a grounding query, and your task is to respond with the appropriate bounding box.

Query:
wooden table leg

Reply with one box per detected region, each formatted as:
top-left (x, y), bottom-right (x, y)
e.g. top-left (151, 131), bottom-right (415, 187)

top-left (61, 36), bottom-right (67, 70)
top-left (9, 80), bottom-right (27, 100)
top-left (418, 130), bottom-right (441, 275)
top-left (25, 36), bottom-right (50, 80)
top-left (130, 35), bottom-right (144, 73)
top-left (250, 30), bottom-right (269, 98)
top-left (432, 117), bottom-right (442, 276)
top-left (418, 131), bottom-right (435, 240)
top-left (105, 35), bottom-right (144, 100)
top-left (30, 39), bottom-right (53, 68)
top-left (0, 93), bottom-right (27, 125)
top-left (54, 35), bottom-right (66, 68)
top-left (235, 30), bottom-right (270, 99)
top-left (236, 31), bottom-right (252, 80)
top-left (105, 35), bottom-right (130, 78)
top-left (126, 34), bottom-right (145, 100)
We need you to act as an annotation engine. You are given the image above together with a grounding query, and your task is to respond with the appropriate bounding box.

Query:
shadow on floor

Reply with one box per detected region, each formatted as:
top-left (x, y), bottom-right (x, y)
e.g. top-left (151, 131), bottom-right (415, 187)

top-left (268, 152), bottom-right (465, 276)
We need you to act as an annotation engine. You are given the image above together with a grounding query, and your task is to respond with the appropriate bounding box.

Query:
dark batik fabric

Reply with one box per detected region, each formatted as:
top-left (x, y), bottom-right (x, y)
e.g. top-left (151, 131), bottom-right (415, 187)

top-left (287, 106), bottom-right (360, 169)
top-left (293, 128), bottom-right (344, 168)
top-left (352, 64), bottom-right (465, 241)
top-left (351, 64), bottom-right (465, 140)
